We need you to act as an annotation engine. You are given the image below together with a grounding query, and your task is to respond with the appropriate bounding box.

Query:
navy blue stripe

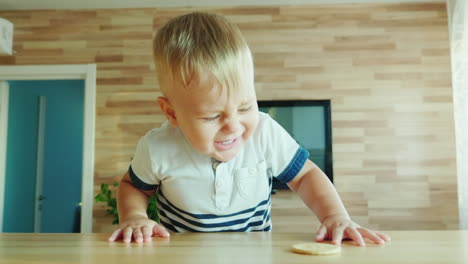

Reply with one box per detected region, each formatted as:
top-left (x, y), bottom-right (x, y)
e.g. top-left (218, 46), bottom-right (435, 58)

top-left (161, 214), bottom-right (199, 232)
top-left (229, 220), bottom-right (267, 232)
top-left (159, 210), bottom-right (196, 232)
top-left (263, 206), bottom-right (270, 220)
top-left (260, 208), bottom-right (271, 232)
top-left (163, 211), bottom-right (271, 233)
top-left (159, 199), bottom-right (269, 229)
top-left (128, 166), bottom-right (158, 191)
top-left (158, 195), bottom-right (272, 232)
top-left (262, 203), bottom-right (271, 227)
top-left (263, 210), bottom-right (271, 231)
top-left (215, 217), bottom-right (270, 232)
top-left (159, 218), bottom-right (177, 232)
top-left (265, 211), bottom-right (271, 223)
top-left (276, 146), bottom-right (310, 184)
top-left (158, 190), bottom-right (271, 219)
top-left (159, 193), bottom-right (269, 220)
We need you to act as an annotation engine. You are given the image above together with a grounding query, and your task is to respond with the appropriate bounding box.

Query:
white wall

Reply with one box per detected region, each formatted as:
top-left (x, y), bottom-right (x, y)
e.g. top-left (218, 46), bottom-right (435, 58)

top-left (447, 0), bottom-right (468, 229)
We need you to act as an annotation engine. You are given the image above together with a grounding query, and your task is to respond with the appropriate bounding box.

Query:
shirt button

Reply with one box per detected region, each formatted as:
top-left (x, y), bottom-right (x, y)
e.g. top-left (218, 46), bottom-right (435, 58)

top-left (249, 168), bottom-right (256, 175)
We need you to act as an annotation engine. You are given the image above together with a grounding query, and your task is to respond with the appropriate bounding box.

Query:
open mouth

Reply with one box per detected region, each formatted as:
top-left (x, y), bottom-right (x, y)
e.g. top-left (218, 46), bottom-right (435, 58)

top-left (220, 139), bottom-right (236, 145)
top-left (215, 137), bottom-right (240, 150)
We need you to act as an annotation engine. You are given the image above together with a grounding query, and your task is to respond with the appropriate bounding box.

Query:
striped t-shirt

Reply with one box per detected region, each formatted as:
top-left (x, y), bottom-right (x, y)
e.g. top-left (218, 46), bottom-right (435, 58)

top-left (128, 111), bottom-right (309, 232)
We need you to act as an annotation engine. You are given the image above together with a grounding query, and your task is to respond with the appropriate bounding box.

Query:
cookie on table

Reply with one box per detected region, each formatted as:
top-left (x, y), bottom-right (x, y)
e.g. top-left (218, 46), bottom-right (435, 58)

top-left (291, 242), bottom-right (341, 255)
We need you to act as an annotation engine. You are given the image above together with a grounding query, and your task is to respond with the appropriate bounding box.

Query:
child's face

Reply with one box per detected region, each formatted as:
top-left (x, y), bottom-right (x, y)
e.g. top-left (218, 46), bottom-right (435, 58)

top-left (163, 67), bottom-right (258, 162)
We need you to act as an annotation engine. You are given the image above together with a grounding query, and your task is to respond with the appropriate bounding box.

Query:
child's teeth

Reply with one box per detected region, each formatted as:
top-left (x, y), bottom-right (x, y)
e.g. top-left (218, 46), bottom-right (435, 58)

top-left (222, 139), bottom-right (234, 145)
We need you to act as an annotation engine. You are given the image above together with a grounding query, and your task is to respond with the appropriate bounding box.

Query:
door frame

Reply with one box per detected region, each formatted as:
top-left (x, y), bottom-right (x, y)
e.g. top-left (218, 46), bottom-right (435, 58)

top-left (0, 64), bottom-right (96, 233)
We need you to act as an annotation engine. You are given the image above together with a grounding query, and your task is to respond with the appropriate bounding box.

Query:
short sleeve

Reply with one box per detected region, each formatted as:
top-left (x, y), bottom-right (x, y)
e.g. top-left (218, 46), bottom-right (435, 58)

top-left (128, 136), bottom-right (159, 191)
top-left (259, 113), bottom-right (309, 184)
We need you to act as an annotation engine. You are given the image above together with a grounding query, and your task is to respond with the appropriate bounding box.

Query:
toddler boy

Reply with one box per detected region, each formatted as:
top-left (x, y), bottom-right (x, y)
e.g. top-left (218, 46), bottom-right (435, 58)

top-left (109, 12), bottom-right (390, 246)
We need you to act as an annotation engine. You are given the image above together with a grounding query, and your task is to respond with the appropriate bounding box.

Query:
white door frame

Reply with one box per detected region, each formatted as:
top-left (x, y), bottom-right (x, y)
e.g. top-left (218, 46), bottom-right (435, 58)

top-left (0, 64), bottom-right (96, 233)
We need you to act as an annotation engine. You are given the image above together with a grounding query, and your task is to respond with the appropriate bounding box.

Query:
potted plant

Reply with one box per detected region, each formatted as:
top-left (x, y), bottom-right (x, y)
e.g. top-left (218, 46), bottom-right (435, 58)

top-left (95, 182), bottom-right (159, 224)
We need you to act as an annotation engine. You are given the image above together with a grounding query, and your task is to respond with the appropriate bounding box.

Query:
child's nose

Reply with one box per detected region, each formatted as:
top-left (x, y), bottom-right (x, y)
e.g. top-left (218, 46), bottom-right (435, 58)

top-left (222, 115), bottom-right (241, 133)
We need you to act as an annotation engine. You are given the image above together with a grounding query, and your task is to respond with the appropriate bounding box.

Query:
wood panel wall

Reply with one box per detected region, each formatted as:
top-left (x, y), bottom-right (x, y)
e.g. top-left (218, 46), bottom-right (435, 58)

top-left (0, 2), bottom-right (457, 232)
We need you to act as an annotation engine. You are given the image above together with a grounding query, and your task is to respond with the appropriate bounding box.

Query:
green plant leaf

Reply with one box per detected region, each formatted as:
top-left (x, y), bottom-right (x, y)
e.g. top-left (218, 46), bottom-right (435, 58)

top-left (95, 193), bottom-right (106, 202)
top-left (101, 184), bottom-right (108, 194)
top-left (95, 182), bottom-right (159, 225)
top-left (108, 199), bottom-right (116, 208)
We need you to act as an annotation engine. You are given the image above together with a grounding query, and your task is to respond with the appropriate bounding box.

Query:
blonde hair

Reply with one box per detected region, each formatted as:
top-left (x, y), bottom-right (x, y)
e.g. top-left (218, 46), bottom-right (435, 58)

top-left (153, 12), bottom-right (252, 95)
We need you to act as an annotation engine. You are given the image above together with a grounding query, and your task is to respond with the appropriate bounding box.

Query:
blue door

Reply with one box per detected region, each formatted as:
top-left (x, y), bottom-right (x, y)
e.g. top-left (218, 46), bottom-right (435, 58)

top-left (3, 80), bottom-right (84, 233)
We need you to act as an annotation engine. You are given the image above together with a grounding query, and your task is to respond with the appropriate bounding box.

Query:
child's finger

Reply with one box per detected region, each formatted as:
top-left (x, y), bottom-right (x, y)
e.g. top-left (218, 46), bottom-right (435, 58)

top-left (133, 228), bottom-right (144, 243)
top-left (346, 227), bottom-right (365, 246)
top-left (331, 225), bottom-right (345, 245)
top-left (108, 228), bottom-right (123, 242)
top-left (153, 224), bottom-right (170, 238)
top-left (141, 225), bottom-right (154, 241)
top-left (375, 231), bottom-right (391, 241)
top-left (123, 227), bottom-right (133, 243)
top-left (315, 225), bottom-right (327, 241)
top-left (358, 228), bottom-right (385, 244)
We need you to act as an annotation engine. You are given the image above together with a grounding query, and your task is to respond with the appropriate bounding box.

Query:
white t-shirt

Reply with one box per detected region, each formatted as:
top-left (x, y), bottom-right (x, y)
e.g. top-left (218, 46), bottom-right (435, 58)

top-left (129, 111), bottom-right (309, 232)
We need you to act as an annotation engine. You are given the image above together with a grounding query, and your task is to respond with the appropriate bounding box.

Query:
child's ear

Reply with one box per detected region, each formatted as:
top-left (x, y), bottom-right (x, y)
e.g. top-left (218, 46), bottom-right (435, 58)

top-left (157, 96), bottom-right (178, 127)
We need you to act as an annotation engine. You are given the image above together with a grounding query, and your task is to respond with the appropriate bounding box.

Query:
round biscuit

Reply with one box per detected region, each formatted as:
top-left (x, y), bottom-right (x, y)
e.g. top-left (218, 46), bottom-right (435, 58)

top-left (291, 242), bottom-right (341, 255)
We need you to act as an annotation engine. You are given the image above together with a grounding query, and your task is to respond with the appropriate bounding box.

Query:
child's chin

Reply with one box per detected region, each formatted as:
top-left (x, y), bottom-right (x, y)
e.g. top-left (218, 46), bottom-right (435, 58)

top-left (212, 150), bottom-right (240, 162)
top-left (213, 155), bottom-right (234, 162)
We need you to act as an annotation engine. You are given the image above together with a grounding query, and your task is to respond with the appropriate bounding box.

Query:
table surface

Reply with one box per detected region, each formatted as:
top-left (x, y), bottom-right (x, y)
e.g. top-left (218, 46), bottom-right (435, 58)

top-left (0, 230), bottom-right (467, 264)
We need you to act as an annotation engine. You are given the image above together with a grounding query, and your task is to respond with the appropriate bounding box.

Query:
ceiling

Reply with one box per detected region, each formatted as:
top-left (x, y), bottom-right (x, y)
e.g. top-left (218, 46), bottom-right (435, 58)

top-left (0, 0), bottom-right (445, 11)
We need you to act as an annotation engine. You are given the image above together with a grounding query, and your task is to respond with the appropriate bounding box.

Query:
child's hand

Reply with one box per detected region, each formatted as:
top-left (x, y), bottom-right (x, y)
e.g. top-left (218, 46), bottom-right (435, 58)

top-left (315, 214), bottom-right (390, 246)
top-left (108, 215), bottom-right (170, 243)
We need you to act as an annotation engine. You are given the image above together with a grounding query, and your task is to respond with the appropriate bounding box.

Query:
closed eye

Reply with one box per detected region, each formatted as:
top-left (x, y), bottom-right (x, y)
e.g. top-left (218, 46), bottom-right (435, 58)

top-left (202, 115), bottom-right (220, 121)
top-left (239, 105), bottom-right (252, 112)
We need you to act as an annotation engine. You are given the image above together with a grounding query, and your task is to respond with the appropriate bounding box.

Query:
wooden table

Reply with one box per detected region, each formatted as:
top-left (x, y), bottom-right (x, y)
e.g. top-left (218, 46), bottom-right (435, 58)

top-left (0, 231), bottom-right (467, 263)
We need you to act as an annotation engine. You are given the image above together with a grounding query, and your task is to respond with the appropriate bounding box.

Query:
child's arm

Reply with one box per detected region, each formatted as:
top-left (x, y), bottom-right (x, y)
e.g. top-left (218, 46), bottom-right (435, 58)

top-left (287, 160), bottom-right (390, 246)
top-left (108, 172), bottom-right (170, 243)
